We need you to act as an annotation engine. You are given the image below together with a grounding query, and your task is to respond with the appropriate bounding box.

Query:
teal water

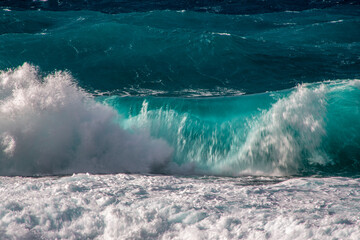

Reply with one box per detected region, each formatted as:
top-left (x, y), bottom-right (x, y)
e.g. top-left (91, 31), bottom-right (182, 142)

top-left (102, 80), bottom-right (360, 175)
top-left (1, 7), bottom-right (359, 95)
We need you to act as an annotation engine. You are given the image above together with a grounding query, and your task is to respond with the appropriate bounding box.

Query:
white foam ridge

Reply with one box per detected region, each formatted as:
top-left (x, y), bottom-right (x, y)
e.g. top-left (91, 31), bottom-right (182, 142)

top-left (227, 80), bottom-right (360, 175)
top-left (222, 83), bottom-right (329, 175)
top-left (100, 87), bottom-right (245, 97)
top-left (0, 63), bottom-right (172, 176)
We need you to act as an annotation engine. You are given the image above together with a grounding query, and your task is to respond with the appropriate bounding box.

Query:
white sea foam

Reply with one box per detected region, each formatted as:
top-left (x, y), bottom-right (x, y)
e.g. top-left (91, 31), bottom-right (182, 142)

top-left (0, 174), bottom-right (359, 239)
top-left (104, 87), bottom-right (245, 97)
top-left (212, 32), bottom-right (231, 36)
top-left (175, 87), bottom-right (245, 97)
top-left (225, 84), bottom-right (329, 175)
top-left (0, 63), bottom-right (172, 176)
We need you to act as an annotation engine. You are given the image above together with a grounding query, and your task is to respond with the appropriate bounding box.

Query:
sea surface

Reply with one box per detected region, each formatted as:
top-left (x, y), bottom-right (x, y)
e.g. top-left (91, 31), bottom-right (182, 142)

top-left (0, 0), bottom-right (359, 239)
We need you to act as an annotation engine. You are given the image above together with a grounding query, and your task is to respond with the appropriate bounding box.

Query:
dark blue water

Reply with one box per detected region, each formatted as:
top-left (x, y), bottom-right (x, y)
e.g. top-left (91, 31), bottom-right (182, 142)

top-left (2, 0), bottom-right (360, 14)
top-left (0, 1), bottom-right (359, 176)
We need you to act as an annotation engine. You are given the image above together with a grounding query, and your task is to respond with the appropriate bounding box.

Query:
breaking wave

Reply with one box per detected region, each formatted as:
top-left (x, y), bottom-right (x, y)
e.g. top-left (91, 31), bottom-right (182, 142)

top-left (0, 64), bottom-right (359, 176)
top-left (0, 64), bottom-right (172, 176)
top-left (105, 79), bottom-right (360, 176)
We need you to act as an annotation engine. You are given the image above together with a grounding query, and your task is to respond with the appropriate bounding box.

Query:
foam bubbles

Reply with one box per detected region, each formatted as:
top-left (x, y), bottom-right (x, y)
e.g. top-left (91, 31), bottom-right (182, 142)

top-left (1, 133), bottom-right (16, 156)
top-left (227, 84), bottom-right (329, 175)
top-left (0, 63), bottom-right (172, 176)
top-left (0, 174), bottom-right (359, 239)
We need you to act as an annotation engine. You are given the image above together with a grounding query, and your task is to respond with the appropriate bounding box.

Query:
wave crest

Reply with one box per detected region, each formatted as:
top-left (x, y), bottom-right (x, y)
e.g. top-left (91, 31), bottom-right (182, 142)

top-left (0, 63), bottom-right (172, 176)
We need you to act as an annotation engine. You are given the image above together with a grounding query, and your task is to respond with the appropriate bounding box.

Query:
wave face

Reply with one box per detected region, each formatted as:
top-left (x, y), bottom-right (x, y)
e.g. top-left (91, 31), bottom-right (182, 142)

top-left (104, 79), bottom-right (360, 176)
top-left (1, 7), bottom-right (360, 96)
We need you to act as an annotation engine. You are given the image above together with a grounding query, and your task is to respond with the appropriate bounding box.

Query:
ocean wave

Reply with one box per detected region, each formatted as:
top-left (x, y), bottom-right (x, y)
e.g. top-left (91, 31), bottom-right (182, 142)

top-left (0, 64), bottom-right (359, 176)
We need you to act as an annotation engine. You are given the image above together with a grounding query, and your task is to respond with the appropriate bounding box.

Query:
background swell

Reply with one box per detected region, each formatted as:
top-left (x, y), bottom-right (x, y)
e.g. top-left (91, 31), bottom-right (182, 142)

top-left (0, 7), bottom-right (359, 96)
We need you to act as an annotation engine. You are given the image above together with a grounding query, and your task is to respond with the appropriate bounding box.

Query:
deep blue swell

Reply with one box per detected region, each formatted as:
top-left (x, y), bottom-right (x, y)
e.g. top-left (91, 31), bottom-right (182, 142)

top-left (0, 7), bottom-right (359, 96)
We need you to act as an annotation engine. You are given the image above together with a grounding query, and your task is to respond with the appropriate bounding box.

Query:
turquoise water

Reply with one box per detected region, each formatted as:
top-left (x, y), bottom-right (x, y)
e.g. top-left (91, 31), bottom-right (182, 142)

top-left (102, 80), bottom-right (360, 175)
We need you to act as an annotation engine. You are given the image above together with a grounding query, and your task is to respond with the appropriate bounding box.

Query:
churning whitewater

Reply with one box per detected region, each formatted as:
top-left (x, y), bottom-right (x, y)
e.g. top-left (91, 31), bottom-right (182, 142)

top-left (1, 174), bottom-right (360, 239)
top-left (0, 1), bottom-right (360, 239)
top-left (0, 64), bottom-right (172, 176)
